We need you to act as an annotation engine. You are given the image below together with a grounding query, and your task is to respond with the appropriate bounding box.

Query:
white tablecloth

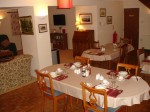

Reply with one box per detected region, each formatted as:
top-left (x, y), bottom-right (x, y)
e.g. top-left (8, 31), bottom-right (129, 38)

top-left (141, 61), bottom-right (150, 74)
top-left (41, 64), bottom-right (150, 108)
top-left (82, 43), bottom-right (134, 61)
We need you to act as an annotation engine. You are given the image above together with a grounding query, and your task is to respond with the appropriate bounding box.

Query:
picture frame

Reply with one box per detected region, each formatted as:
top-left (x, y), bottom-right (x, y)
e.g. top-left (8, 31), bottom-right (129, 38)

top-left (38, 24), bottom-right (47, 33)
top-left (79, 13), bottom-right (92, 24)
top-left (107, 16), bottom-right (112, 24)
top-left (100, 8), bottom-right (106, 17)
top-left (19, 16), bottom-right (34, 35)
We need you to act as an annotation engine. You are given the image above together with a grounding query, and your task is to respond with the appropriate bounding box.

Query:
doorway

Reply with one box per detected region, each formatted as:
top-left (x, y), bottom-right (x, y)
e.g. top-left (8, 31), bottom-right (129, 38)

top-left (124, 8), bottom-right (139, 50)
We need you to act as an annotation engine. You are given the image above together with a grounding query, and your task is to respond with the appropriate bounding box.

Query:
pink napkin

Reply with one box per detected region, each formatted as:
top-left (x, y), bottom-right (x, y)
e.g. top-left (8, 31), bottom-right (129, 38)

top-left (143, 60), bottom-right (150, 63)
top-left (107, 70), bottom-right (118, 76)
top-left (125, 74), bottom-right (133, 79)
top-left (64, 63), bottom-right (73, 68)
top-left (54, 75), bottom-right (68, 81)
top-left (107, 89), bottom-right (123, 98)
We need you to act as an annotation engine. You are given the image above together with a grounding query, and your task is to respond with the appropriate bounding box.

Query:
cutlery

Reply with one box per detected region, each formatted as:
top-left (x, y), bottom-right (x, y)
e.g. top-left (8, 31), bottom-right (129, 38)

top-left (135, 76), bottom-right (138, 81)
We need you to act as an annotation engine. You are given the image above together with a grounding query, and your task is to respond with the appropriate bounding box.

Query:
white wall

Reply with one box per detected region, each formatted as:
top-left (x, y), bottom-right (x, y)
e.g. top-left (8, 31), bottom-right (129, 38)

top-left (98, 0), bottom-right (124, 45)
top-left (123, 0), bottom-right (150, 49)
top-left (75, 6), bottom-right (98, 41)
top-left (48, 6), bottom-right (76, 49)
top-left (0, 9), bottom-right (22, 50)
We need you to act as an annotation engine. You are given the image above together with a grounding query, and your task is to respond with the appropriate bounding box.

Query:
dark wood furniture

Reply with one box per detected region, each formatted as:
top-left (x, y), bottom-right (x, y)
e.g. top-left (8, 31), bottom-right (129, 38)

top-left (72, 30), bottom-right (94, 57)
top-left (50, 33), bottom-right (68, 50)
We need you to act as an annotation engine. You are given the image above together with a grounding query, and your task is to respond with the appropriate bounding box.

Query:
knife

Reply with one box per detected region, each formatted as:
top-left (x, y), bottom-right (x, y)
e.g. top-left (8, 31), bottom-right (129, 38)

top-left (135, 76), bottom-right (138, 81)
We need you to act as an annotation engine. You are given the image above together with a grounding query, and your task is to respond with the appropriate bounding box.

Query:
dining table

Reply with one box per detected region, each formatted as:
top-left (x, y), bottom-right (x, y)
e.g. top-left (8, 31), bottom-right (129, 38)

top-left (81, 43), bottom-right (134, 62)
top-left (41, 63), bottom-right (150, 108)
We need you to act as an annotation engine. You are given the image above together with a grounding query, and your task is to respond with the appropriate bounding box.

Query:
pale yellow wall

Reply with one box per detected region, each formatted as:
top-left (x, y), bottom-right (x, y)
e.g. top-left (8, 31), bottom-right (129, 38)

top-left (48, 6), bottom-right (76, 49)
top-left (98, 0), bottom-right (124, 45)
top-left (0, 9), bottom-right (22, 50)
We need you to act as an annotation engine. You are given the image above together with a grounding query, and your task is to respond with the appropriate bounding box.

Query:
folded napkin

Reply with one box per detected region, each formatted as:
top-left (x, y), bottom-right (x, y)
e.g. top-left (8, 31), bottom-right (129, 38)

top-left (97, 52), bottom-right (104, 56)
top-left (125, 74), bottom-right (133, 79)
top-left (64, 63), bottom-right (73, 68)
top-left (143, 60), bottom-right (150, 63)
top-left (54, 75), bottom-right (68, 81)
top-left (107, 70), bottom-right (118, 76)
top-left (107, 89), bottom-right (123, 98)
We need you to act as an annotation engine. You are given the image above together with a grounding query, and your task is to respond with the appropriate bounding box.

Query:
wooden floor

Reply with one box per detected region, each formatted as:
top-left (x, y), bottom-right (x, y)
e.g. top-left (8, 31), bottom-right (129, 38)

top-left (0, 49), bottom-right (150, 112)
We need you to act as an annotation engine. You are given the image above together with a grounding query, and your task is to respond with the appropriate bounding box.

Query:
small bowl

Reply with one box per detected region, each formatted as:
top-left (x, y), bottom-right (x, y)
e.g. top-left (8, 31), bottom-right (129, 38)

top-left (118, 71), bottom-right (128, 77)
top-left (74, 62), bottom-right (81, 67)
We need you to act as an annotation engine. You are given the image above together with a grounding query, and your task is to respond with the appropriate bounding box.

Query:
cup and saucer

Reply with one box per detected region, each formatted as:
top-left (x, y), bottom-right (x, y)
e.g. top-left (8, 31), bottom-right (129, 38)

top-left (117, 76), bottom-right (125, 81)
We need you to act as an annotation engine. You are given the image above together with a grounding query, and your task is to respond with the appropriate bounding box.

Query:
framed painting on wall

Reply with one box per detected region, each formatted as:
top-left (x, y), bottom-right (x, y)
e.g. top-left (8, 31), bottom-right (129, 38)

top-left (79, 13), bottom-right (92, 24)
top-left (19, 16), bottom-right (34, 35)
top-left (100, 8), bottom-right (106, 17)
top-left (107, 16), bottom-right (112, 24)
top-left (38, 24), bottom-right (47, 33)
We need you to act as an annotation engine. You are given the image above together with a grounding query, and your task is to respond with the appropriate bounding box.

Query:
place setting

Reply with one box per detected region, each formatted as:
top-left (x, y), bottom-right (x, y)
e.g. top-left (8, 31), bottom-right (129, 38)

top-left (86, 73), bottom-right (123, 98)
top-left (49, 68), bottom-right (68, 81)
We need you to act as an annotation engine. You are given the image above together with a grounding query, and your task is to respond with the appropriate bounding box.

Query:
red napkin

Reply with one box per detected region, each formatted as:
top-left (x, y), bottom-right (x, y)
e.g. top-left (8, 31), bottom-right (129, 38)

top-left (54, 75), bottom-right (68, 81)
top-left (64, 63), bottom-right (73, 68)
top-left (143, 60), bottom-right (150, 63)
top-left (107, 70), bottom-right (118, 76)
top-left (125, 74), bottom-right (133, 79)
top-left (107, 89), bottom-right (123, 98)
top-left (97, 52), bottom-right (104, 56)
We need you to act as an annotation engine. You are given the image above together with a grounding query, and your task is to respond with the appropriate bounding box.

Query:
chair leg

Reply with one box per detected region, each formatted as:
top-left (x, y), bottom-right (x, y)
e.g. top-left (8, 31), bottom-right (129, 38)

top-left (69, 95), bottom-right (73, 111)
top-left (42, 94), bottom-right (45, 112)
top-left (53, 99), bottom-right (57, 112)
top-left (63, 96), bottom-right (67, 112)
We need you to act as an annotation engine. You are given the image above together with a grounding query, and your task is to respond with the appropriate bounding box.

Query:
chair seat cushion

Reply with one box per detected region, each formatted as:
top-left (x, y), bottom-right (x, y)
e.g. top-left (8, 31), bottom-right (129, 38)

top-left (89, 106), bottom-right (120, 112)
top-left (44, 88), bottom-right (64, 96)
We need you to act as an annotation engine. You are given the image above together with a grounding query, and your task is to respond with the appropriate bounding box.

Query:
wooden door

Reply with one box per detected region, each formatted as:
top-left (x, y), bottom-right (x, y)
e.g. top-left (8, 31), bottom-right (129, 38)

top-left (124, 8), bottom-right (139, 50)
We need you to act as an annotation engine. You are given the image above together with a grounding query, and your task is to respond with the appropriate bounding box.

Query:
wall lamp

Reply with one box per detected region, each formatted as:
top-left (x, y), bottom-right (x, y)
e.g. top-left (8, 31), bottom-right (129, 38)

top-left (57, 0), bottom-right (72, 9)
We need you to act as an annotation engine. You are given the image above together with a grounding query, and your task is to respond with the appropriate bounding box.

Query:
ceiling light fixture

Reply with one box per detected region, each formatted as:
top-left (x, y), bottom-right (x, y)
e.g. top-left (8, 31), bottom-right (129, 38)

top-left (57, 0), bottom-right (72, 9)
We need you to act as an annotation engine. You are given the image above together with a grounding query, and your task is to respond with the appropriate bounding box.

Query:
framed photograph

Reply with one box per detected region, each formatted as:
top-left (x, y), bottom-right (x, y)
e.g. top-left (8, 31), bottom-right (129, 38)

top-left (100, 8), bottom-right (106, 17)
top-left (79, 13), bottom-right (92, 24)
top-left (107, 16), bottom-right (112, 24)
top-left (19, 16), bottom-right (34, 35)
top-left (38, 24), bottom-right (47, 33)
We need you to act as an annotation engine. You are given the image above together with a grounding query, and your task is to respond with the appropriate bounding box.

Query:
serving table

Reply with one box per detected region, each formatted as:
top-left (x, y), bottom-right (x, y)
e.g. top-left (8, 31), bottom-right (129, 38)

top-left (41, 63), bottom-right (150, 108)
top-left (141, 60), bottom-right (150, 74)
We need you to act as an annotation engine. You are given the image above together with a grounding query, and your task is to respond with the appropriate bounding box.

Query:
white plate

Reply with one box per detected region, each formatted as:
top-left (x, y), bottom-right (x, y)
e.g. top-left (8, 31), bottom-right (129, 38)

top-left (118, 71), bottom-right (128, 77)
top-left (84, 50), bottom-right (91, 53)
top-left (74, 62), bottom-right (81, 67)
top-left (117, 77), bottom-right (125, 81)
top-left (95, 85), bottom-right (106, 89)
top-left (131, 76), bottom-right (141, 80)
top-left (50, 72), bottom-right (58, 78)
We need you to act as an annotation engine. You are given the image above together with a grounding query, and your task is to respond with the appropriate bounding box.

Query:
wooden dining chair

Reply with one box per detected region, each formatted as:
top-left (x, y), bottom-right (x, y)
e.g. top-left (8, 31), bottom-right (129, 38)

top-left (116, 63), bottom-right (139, 76)
top-left (74, 56), bottom-right (90, 65)
top-left (120, 37), bottom-right (132, 44)
top-left (137, 47), bottom-right (145, 67)
top-left (137, 48), bottom-right (149, 79)
top-left (35, 70), bottom-right (67, 112)
top-left (80, 82), bottom-right (121, 112)
top-left (92, 41), bottom-right (100, 49)
top-left (120, 44), bottom-right (128, 63)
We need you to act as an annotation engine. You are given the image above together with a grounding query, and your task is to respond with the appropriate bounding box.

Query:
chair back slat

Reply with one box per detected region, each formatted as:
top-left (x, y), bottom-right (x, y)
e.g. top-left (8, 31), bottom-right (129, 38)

top-left (35, 70), bottom-right (55, 96)
top-left (80, 82), bottom-right (108, 112)
top-left (116, 63), bottom-right (139, 76)
top-left (75, 56), bottom-right (90, 65)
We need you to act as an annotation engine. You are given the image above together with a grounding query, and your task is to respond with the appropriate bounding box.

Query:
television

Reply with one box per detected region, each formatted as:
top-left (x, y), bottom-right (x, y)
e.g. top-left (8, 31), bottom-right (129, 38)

top-left (53, 14), bottom-right (66, 26)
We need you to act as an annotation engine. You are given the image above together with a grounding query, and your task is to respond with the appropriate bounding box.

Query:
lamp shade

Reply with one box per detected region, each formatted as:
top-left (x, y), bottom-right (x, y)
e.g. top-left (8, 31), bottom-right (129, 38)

top-left (57, 0), bottom-right (72, 9)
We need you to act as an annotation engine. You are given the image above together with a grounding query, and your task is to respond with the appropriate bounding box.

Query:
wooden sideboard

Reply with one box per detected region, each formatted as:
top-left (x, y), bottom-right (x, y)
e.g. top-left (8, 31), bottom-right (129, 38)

top-left (72, 30), bottom-right (94, 57)
top-left (50, 33), bottom-right (68, 50)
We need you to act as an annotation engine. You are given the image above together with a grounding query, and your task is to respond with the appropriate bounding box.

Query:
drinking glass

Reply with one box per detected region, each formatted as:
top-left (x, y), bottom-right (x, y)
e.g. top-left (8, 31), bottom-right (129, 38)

top-left (110, 73), bottom-right (117, 89)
